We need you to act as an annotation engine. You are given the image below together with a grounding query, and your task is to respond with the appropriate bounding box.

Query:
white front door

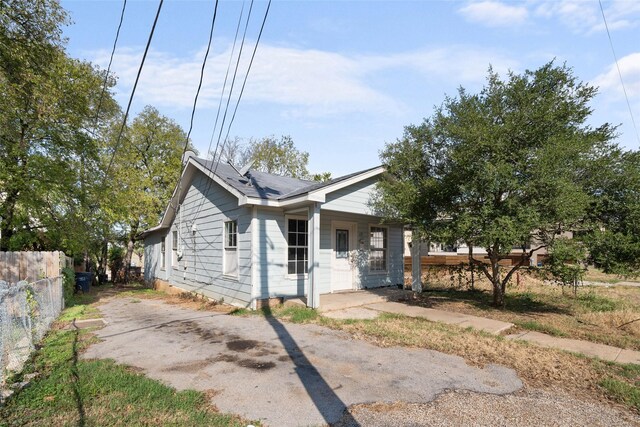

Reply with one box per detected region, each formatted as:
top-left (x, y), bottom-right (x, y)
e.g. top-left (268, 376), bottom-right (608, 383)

top-left (331, 222), bottom-right (357, 292)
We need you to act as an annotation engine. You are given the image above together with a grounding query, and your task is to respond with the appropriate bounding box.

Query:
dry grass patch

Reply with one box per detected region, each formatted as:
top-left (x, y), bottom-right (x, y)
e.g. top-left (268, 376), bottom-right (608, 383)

top-left (411, 270), bottom-right (640, 350)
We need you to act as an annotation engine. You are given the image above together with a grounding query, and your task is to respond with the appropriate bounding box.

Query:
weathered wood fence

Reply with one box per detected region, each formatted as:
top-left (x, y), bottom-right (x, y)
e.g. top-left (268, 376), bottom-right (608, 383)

top-left (0, 251), bottom-right (73, 283)
top-left (404, 255), bottom-right (525, 272)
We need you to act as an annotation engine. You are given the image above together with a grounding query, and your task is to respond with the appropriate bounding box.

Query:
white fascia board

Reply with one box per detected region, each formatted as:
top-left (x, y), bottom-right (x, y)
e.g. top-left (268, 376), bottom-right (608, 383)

top-left (309, 166), bottom-right (385, 198)
top-left (241, 192), bottom-right (325, 208)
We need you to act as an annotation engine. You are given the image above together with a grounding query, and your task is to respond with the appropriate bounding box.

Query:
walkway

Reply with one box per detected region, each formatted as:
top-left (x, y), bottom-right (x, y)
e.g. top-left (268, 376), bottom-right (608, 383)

top-left (316, 289), bottom-right (640, 365)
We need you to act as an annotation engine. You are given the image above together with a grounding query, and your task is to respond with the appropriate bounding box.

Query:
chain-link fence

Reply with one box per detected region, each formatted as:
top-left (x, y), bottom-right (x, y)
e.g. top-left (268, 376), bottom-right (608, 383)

top-left (0, 277), bottom-right (64, 386)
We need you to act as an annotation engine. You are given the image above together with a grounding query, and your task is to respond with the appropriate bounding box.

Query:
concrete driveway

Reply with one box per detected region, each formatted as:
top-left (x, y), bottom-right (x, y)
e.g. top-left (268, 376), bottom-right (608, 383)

top-left (83, 298), bottom-right (522, 426)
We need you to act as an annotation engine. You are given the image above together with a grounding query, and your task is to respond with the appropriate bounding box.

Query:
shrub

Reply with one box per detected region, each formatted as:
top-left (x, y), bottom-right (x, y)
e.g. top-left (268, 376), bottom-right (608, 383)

top-left (61, 267), bottom-right (75, 304)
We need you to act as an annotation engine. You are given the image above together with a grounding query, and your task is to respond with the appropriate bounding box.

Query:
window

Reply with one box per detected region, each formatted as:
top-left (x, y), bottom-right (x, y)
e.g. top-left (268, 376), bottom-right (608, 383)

top-left (369, 226), bottom-right (387, 272)
top-left (336, 229), bottom-right (349, 258)
top-left (287, 218), bottom-right (308, 275)
top-left (224, 220), bottom-right (238, 276)
top-left (172, 230), bottom-right (178, 266)
top-left (161, 237), bottom-right (166, 269)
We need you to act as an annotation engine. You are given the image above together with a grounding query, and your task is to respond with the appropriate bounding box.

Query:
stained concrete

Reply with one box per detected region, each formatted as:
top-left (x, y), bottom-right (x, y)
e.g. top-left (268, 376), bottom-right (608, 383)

top-left (83, 298), bottom-right (523, 427)
top-left (507, 331), bottom-right (640, 364)
top-left (365, 301), bottom-right (515, 335)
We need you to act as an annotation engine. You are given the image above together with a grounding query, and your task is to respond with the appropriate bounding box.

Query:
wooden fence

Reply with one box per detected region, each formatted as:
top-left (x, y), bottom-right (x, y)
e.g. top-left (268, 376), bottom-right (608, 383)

top-left (404, 254), bottom-right (527, 272)
top-left (0, 251), bottom-right (73, 283)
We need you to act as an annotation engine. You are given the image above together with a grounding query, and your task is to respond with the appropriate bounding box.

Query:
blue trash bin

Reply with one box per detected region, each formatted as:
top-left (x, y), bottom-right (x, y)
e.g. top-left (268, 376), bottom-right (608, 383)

top-left (75, 272), bottom-right (93, 293)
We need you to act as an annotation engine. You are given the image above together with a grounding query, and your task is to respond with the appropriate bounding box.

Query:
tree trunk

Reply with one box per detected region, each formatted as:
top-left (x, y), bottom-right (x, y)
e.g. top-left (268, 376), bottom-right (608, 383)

top-left (490, 253), bottom-right (505, 308)
top-left (123, 223), bottom-right (138, 283)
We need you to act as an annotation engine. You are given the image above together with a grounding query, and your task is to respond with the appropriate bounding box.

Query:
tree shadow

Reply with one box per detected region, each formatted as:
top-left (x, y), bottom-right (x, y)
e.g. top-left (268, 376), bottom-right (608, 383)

top-left (261, 307), bottom-right (359, 426)
top-left (421, 288), bottom-right (572, 315)
top-left (71, 325), bottom-right (85, 427)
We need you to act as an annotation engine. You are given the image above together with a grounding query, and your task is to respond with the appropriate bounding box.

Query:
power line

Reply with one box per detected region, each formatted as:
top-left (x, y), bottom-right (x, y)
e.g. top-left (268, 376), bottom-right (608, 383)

top-left (206, 0), bottom-right (247, 162)
top-left (187, 0), bottom-right (255, 223)
top-left (94, 0), bottom-right (127, 129)
top-left (220, 0), bottom-right (271, 154)
top-left (598, 0), bottom-right (640, 146)
top-left (181, 0), bottom-right (220, 157)
top-left (103, 0), bottom-right (164, 180)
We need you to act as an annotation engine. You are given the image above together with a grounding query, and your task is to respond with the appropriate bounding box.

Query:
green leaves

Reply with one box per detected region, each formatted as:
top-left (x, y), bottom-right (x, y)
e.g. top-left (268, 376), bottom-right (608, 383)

top-left (378, 61), bottom-right (620, 305)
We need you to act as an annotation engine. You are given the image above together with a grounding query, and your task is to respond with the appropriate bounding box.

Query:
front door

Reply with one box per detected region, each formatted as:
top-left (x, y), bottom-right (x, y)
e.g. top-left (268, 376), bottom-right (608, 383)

top-left (331, 222), bottom-right (356, 292)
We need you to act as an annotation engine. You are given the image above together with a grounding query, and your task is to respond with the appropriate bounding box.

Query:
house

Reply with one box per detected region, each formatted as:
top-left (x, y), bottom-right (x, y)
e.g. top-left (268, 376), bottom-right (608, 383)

top-left (403, 230), bottom-right (551, 267)
top-left (142, 155), bottom-right (404, 309)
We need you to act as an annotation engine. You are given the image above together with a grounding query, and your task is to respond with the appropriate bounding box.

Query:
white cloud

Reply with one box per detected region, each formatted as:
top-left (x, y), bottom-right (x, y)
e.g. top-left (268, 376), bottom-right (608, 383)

top-left (534, 0), bottom-right (640, 34)
top-left (458, 1), bottom-right (529, 27)
top-left (593, 52), bottom-right (640, 99)
top-left (90, 43), bottom-right (519, 119)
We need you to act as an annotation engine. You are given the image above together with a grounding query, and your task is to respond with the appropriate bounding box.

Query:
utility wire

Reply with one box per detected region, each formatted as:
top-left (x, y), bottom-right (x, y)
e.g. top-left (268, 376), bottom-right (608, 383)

top-left (189, 0), bottom-right (272, 262)
top-left (93, 0), bottom-right (127, 129)
top-left (187, 0), bottom-right (255, 224)
top-left (598, 0), bottom-right (640, 145)
top-left (219, 0), bottom-right (272, 156)
top-left (103, 0), bottom-right (164, 180)
top-left (206, 0), bottom-right (247, 162)
top-left (181, 0), bottom-right (220, 157)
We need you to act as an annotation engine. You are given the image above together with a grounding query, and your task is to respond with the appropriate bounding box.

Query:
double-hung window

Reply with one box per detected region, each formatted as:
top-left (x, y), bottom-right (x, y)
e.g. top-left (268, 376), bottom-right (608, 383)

top-left (171, 230), bottom-right (178, 266)
top-left (161, 237), bottom-right (166, 269)
top-left (224, 220), bottom-right (238, 276)
top-left (369, 226), bottom-right (387, 272)
top-left (287, 218), bottom-right (308, 275)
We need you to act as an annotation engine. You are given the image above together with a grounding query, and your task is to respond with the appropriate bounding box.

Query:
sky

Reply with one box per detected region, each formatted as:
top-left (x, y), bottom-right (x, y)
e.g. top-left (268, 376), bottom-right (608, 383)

top-left (60, 0), bottom-right (640, 177)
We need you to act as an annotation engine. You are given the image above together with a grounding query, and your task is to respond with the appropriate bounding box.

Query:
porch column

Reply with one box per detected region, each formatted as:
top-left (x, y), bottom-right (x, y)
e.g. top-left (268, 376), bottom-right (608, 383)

top-left (411, 233), bottom-right (422, 293)
top-left (307, 203), bottom-right (321, 308)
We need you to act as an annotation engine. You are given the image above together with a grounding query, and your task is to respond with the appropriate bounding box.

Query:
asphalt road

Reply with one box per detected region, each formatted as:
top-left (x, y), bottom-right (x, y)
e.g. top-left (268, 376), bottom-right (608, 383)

top-left (83, 298), bottom-right (523, 426)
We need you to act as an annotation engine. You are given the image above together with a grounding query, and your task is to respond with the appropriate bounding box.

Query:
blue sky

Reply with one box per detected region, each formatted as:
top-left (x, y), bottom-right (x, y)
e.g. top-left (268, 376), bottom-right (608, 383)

top-left (61, 0), bottom-right (640, 176)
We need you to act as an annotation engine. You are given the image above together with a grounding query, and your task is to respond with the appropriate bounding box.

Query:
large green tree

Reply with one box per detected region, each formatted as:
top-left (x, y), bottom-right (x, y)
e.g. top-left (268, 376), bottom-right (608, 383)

top-left (105, 106), bottom-right (190, 279)
top-left (377, 62), bottom-right (617, 307)
top-left (0, 0), bottom-right (119, 252)
top-left (586, 150), bottom-right (640, 276)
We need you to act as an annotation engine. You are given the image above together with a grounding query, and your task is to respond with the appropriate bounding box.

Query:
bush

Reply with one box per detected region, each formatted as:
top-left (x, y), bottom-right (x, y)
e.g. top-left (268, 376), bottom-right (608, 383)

top-left (108, 246), bottom-right (125, 283)
top-left (61, 267), bottom-right (75, 304)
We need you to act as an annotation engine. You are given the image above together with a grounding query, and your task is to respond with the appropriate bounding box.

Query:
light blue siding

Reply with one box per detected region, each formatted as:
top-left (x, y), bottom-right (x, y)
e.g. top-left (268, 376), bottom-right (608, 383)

top-left (254, 208), bottom-right (306, 299)
top-left (145, 170), bottom-right (253, 306)
top-left (321, 177), bottom-right (380, 216)
top-left (319, 210), bottom-right (404, 293)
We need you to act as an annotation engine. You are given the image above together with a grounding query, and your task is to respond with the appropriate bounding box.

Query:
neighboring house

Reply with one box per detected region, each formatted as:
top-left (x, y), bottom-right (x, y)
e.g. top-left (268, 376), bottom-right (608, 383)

top-left (403, 230), bottom-right (550, 266)
top-left (142, 155), bottom-right (404, 309)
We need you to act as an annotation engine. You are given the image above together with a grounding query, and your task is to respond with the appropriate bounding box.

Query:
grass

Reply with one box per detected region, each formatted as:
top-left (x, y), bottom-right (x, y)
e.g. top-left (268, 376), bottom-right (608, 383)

top-left (513, 320), bottom-right (567, 337)
top-left (411, 270), bottom-right (640, 351)
top-left (2, 283), bottom-right (254, 426)
top-left (0, 328), bottom-right (250, 426)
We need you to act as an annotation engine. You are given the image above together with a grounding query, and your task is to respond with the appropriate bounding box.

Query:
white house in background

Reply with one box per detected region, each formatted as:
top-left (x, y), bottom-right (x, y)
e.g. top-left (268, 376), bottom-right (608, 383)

top-left (142, 156), bottom-right (405, 309)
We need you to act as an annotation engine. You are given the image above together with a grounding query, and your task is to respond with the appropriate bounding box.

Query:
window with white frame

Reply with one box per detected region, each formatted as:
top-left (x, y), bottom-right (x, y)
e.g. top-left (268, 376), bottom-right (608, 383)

top-left (172, 230), bottom-right (178, 266)
top-left (287, 218), bottom-right (308, 275)
top-left (224, 220), bottom-right (238, 276)
top-left (161, 237), bottom-right (166, 269)
top-left (369, 226), bottom-right (387, 272)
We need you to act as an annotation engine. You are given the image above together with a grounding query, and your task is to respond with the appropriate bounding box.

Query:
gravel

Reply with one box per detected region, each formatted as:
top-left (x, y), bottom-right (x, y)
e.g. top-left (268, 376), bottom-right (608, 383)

top-left (334, 388), bottom-right (640, 427)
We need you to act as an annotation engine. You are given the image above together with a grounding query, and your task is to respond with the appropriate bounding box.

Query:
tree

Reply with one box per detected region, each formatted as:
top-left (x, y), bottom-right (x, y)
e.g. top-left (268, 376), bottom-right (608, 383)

top-left (586, 150), bottom-right (640, 276)
top-left (246, 135), bottom-right (310, 178)
top-left (0, 0), bottom-right (120, 252)
top-left (105, 106), bottom-right (191, 280)
top-left (377, 62), bottom-right (617, 307)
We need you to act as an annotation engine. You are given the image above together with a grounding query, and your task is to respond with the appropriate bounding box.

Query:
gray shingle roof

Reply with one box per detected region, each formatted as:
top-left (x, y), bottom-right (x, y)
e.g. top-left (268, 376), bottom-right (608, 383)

top-left (194, 157), bottom-right (381, 200)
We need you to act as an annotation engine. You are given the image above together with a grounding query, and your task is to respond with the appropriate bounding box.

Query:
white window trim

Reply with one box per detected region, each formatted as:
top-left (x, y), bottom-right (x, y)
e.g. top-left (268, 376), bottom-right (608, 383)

top-left (222, 217), bottom-right (239, 279)
top-left (160, 237), bottom-right (166, 270)
top-left (368, 224), bottom-right (389, 274)
top-left (285, 215), bottom-right (309, 279)
top-left (171, 229), bottom-right (179, 267)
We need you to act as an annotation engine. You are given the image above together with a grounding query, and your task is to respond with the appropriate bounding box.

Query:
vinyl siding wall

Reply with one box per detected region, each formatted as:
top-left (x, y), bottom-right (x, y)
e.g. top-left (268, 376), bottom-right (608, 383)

top-left (318, 210), bottom-right (404, 293)
top-left (144, 170), bottom-right (253, 306)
